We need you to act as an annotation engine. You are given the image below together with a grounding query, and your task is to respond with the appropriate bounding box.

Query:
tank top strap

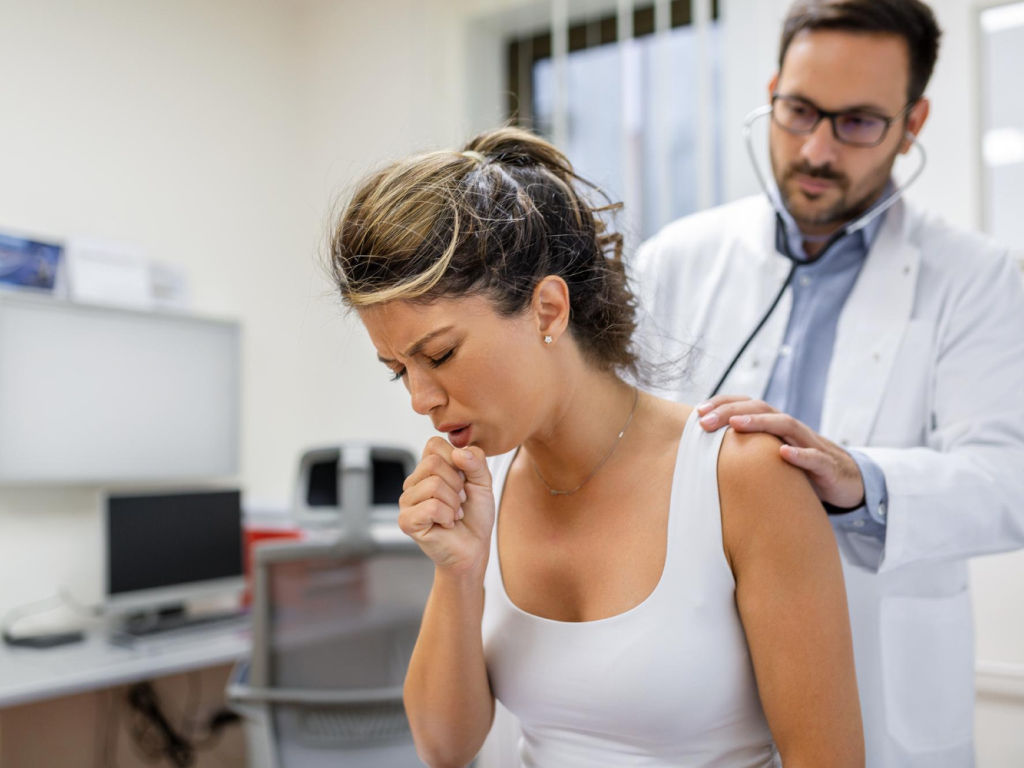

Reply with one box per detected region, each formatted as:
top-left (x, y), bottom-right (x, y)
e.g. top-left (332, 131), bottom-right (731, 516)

top-left (664, 407), bottom-right (736, 591)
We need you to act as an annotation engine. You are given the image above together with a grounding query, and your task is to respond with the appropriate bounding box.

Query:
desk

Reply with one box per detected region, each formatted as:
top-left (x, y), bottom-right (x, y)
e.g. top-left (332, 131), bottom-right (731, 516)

top-left (0, 623), bottom-right (250, 767)
top-left (0, 622), bottom-right (249, 708)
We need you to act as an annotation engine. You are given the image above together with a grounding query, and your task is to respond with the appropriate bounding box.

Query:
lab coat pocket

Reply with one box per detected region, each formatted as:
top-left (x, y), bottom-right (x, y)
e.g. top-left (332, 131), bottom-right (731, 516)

top-left (880, 592), bottom-right (974, 753)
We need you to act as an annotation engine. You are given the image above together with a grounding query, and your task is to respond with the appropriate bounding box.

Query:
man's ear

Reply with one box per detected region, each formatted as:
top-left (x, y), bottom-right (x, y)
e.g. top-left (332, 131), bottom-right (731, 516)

top-left (532, 275), bottom-right (570, 343)
top-left (899, 98), bottom-right (930, 154)
top-left (767, 73), bottom-right (779, 102)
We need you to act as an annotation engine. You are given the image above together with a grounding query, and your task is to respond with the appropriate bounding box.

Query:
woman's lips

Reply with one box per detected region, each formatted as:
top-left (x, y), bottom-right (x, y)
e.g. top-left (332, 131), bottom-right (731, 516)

top-left (446, 425), bottom-right (472, 449)
top-left (438, 423), bottom-right (473, 448)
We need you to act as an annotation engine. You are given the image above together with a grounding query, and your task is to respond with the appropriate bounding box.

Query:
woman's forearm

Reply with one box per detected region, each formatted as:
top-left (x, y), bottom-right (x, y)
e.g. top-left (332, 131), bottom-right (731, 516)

top-left (404, 565), bottom-right (495, 768)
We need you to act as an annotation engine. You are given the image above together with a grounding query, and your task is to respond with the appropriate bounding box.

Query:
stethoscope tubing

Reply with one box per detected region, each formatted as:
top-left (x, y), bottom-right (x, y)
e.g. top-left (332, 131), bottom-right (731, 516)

top-left (706, 106), bottom-right (927, 398)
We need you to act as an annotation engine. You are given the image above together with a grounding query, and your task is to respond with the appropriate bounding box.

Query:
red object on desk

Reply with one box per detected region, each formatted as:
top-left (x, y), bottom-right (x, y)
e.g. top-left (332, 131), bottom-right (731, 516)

top-left (242, 525), bottom-right (304, 606)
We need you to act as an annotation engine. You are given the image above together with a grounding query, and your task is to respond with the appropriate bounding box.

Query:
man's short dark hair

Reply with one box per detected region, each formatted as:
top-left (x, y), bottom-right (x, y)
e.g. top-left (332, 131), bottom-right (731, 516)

top-left (779, 0), bottom-right (942, 103)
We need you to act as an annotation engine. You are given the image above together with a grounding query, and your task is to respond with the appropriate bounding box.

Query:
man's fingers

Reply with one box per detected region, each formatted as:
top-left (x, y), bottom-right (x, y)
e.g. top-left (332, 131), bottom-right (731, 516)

top-left (779, 443), bottom-right (829, 475)
top-left (696, 394), bottom-right (752, 415)
top-left (727, 412), bottom-right (812, 446)
top-left (699, 399), bottom-right (775, 431)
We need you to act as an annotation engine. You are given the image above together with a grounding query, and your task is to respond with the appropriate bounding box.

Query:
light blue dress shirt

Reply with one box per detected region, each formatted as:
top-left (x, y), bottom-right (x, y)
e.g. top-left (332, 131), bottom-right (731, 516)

top-left (762, 198), bottom-right (890, 542)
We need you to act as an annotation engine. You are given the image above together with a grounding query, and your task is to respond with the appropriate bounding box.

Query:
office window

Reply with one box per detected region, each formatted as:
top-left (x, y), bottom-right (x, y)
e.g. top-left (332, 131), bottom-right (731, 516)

top-left (508, 1), bottom-right (723, 241)
top-left (980, 2), bottom-right (1024, 253)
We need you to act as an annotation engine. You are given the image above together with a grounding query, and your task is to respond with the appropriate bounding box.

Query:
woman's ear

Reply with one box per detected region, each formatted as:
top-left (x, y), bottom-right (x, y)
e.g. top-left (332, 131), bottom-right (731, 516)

top-left (532, 275), bottom-right (570, 343)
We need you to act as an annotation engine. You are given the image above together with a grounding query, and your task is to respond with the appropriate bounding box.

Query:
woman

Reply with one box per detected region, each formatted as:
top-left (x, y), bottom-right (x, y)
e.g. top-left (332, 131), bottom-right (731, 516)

top-left (329, 127), bottom-right (863, 767)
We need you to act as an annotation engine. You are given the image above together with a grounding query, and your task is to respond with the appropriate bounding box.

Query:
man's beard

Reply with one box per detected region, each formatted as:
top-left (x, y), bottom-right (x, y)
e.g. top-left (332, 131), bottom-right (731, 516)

top-left (773, 148), bottom-right (899, 233)
top-left (779, 161), bottom-right (853, 227)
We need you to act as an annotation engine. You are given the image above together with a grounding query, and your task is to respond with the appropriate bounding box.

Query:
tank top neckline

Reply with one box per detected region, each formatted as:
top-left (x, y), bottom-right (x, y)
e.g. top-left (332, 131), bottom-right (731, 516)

top-left (490, 407), bottom-right (698, 627)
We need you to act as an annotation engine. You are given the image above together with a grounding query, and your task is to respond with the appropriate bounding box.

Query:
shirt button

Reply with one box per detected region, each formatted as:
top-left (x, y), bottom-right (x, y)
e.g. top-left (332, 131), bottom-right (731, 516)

top-left (877, 502), bottom-right (887, 519)
top-left (799, 275), bottom-right (812, 287)
top-left (779, 344), bottom-right (793, 358)
top-left (840, 438), bottom-right (850, 446)
top-left (852, 519), bottom-right (866, 529)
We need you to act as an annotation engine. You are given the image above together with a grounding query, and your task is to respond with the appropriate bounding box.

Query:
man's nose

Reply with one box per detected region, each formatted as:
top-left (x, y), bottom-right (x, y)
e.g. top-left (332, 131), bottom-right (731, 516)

top-left (800, 117), bottom-right (841, 168)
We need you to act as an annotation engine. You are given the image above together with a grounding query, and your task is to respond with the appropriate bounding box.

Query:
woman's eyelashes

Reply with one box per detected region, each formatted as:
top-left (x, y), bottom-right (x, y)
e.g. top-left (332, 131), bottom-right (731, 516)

top-left (428, 348), bottom-right (456, 368)
top-left (386, 347), bottom-right (456, 382)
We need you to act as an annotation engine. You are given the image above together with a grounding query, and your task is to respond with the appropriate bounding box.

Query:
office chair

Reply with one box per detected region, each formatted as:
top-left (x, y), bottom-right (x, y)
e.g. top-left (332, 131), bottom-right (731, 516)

top-left (227, 527), bottom-right (433, 767)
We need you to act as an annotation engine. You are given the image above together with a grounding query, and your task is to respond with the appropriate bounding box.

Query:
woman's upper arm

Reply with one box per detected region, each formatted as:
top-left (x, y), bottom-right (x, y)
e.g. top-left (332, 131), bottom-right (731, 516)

top-left (718, 430), bottom-right (864, 768)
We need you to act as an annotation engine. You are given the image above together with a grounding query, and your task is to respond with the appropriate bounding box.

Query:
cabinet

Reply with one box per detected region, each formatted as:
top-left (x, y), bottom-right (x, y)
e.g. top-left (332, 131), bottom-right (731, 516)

top-left (0, 292), bottom-right (240, 483)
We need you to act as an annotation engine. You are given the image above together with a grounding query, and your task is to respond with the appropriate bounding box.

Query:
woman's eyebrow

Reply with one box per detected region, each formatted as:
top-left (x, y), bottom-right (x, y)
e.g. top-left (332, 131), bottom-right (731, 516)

top-left (377, 326), bottom-right (455, 364)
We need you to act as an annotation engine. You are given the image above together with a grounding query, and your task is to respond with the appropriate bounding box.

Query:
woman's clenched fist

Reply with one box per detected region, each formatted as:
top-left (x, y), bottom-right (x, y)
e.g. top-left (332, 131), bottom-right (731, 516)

top-left (399, 437), bottom-right (495, 575)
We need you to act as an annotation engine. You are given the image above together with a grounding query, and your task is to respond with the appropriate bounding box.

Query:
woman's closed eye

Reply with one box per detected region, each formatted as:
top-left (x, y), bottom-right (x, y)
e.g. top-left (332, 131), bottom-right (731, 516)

top-left (428, 348), bottom-right (456, 368)
top-left (386, 347), bottom-right (456, 382)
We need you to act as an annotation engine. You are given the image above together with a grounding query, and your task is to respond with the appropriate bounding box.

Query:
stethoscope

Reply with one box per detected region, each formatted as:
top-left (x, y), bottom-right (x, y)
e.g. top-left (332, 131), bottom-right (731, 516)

top-left (706, 104), bottom-right (928, 398)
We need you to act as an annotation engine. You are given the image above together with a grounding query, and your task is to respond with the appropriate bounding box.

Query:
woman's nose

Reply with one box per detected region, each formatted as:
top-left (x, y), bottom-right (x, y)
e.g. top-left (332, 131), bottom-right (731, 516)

top-left (406, 367), bottom-right (446, 415)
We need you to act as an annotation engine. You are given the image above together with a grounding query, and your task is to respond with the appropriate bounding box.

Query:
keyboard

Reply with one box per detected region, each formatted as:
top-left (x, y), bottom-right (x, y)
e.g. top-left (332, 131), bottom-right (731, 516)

top-left (117, 610), bottom-right (249, 639)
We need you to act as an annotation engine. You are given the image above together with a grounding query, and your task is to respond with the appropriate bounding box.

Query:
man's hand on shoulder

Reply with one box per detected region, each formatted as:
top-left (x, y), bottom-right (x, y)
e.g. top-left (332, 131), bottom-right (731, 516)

top-left (697, 395), bottom-right (865, 509)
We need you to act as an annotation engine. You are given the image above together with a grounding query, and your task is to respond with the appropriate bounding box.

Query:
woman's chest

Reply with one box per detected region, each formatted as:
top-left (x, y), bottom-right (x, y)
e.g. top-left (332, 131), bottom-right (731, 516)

top-left (496, 464), bottom-right (673, 623)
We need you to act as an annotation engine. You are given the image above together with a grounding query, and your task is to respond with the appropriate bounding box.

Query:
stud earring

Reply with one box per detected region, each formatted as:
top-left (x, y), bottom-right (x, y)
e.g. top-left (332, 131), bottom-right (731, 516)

top-left (543, 335), bottom-right (553, 344)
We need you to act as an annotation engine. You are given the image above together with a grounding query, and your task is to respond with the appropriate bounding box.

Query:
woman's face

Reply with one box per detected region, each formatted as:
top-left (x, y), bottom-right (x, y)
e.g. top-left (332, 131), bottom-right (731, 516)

top-left (358, 294), bottom-right (549, 455)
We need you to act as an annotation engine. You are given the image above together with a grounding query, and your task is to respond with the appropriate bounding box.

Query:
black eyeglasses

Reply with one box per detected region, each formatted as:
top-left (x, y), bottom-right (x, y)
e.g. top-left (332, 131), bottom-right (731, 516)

top-left (771, 93), bottom-right (916, 148)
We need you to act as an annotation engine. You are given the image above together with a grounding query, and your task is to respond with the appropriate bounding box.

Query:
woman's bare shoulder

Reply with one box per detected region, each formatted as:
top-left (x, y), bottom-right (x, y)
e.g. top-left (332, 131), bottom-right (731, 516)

top-left (716, 429), bottom-right (829, 570)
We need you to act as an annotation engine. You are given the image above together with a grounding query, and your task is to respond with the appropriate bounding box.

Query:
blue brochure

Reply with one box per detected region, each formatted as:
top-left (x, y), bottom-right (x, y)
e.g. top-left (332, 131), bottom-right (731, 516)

top-left (0, 233), bottom-right (62, 291)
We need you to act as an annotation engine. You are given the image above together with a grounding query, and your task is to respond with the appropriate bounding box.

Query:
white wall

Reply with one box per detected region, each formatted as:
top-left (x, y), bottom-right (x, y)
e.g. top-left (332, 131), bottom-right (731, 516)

top-left (0, 0), bottom-right (299, 613)
top-left (0, 0), bottom-right (466, 616)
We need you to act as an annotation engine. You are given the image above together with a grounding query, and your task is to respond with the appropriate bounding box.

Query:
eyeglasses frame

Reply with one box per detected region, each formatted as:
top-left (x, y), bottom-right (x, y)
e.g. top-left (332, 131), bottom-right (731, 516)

top-left (770, 93), bottom-right (918, 148)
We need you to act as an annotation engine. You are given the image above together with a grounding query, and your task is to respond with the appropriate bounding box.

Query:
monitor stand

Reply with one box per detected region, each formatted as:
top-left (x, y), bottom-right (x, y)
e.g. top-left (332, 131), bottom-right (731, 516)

top-left (115, 604), bottom-right (247, 640)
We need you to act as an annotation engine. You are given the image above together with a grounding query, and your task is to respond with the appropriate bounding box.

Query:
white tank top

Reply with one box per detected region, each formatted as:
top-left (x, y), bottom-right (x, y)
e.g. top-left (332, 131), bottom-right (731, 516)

top-left (481, 409), bottom-right (779, 767)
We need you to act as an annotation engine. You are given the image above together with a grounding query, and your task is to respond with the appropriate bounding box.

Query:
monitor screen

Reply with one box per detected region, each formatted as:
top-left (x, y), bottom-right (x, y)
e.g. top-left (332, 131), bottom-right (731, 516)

top-left (106, 489), bottom-right (244, 612)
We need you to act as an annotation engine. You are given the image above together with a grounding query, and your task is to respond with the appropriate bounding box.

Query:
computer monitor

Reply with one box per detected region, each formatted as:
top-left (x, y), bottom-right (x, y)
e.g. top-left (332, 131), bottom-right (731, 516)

top-left (104, 489), bottom-right (245, 618)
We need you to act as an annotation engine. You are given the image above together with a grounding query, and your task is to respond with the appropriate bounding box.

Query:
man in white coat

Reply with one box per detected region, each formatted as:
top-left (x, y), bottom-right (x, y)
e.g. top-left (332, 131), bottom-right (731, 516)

top-left (631, 0), bottom-right (1024, 765)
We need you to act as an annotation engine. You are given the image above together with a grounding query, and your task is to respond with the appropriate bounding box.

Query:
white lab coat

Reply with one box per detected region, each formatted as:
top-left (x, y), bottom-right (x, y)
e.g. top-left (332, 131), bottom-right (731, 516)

top-left (630, 195), bottom-right (1024, 767)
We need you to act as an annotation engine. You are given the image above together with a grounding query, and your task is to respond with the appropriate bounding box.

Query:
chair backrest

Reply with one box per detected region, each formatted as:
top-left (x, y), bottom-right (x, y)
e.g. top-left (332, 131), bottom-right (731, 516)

top-left (234, 528), bottom-right (433, 767)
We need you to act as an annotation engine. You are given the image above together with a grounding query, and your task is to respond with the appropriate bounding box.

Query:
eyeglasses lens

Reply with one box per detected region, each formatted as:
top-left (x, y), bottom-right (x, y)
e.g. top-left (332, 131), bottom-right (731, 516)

top-left (773, 97), bottom-right (888, 146)
top-left (834, 114), bottom-right (886, 145)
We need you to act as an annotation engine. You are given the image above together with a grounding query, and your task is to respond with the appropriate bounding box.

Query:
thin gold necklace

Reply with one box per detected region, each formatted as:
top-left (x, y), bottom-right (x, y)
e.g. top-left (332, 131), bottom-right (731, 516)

top-left (530, 387), bottom-right (640, 496)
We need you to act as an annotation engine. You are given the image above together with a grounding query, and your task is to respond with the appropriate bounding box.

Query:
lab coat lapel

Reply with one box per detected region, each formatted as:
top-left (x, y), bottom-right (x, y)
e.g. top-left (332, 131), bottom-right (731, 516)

top-left (820, 200), bottom-right (920, 446)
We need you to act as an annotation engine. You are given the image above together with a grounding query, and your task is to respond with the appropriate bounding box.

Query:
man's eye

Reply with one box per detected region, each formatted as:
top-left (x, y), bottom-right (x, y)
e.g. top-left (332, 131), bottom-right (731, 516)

top-left (841, 113), bottom-right (884, 129)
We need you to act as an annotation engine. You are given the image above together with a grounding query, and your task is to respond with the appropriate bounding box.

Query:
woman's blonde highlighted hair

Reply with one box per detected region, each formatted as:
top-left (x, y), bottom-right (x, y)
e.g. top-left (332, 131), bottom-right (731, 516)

top-left (330, 126), bottom-right (639, 375)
